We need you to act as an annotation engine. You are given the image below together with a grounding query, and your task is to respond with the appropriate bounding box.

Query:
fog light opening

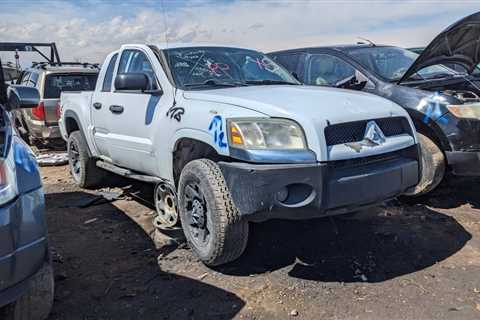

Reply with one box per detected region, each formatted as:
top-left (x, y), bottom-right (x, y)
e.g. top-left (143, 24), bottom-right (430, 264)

top-left (276, 183), bottom-right (316, 208)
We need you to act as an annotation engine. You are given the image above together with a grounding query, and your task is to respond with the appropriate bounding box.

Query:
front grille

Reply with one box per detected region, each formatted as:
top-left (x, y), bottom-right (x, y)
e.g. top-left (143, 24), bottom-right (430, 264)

top-left (327, 145), bottom-right (418, 169)
top-left (324, 117), bottom-right (412, 146)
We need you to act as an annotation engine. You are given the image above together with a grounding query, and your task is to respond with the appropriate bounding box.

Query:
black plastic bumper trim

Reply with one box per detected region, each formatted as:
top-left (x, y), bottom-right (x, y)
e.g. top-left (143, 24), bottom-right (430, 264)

top-left (219, 146), bottom-right (420, 220)
top-left (446, 151), bottom-right (480, 176)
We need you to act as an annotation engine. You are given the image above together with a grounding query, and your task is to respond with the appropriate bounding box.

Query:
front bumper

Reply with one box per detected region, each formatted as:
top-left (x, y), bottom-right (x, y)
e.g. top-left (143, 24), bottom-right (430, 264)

top-left (446, 151), bottom-right (480, 176)
top-left (219, 145), bottom-right (420, 221)
top-left (0, 188), bottom-right (48, 307)
top-left (435, 114), bottom-right (480, 176)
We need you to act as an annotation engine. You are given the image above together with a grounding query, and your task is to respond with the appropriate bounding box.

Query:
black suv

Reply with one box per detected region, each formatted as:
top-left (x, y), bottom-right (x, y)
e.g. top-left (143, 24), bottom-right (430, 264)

top-left (0, 59), bottom-right (53, 319)
top-left (269, 11), bottom-right (480, 195)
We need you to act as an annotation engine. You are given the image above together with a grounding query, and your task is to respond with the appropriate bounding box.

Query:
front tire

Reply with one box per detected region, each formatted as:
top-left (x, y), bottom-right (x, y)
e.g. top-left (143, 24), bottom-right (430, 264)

top-left (67, 131), bottom-right (105, 188)
top-left (178, 159), bottom-right (249, 266)
top-left (405, 132), bottom-right (445, 196)
top-left (0, 263), bottom-right (54, 320)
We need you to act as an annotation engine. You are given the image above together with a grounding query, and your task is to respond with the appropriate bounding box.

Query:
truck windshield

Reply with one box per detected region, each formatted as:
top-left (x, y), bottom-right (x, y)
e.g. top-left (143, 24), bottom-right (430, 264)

top-left (347, 46), bottom-right (460, 82)
top-left (164, 47), bottom-right (299, 89)
top-left (44, 73), bottom-right (98, 99)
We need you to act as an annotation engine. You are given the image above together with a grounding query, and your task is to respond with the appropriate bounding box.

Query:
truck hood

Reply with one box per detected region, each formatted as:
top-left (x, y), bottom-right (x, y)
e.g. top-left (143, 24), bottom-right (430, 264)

top-left (183, 85), bottom-right (404, 125)
top-left (399, 11), bottom-right (480, 83)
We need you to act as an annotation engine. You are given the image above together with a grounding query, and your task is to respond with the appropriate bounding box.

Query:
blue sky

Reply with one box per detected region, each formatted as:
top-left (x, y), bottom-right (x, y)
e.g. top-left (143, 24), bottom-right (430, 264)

top-left (0, 0), bottom-right (479, 64)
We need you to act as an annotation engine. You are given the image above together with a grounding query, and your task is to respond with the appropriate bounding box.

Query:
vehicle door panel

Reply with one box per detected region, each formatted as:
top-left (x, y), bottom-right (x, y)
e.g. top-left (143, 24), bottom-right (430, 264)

top-left (104, 49), bottom-right (166, 174)
top-left (92, 53), bottom-right (118, 159)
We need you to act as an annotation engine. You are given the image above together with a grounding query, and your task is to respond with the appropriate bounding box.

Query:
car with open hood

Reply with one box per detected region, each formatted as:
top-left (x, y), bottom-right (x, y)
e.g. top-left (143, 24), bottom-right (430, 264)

top-left (269, 11), bottom-right (480, 195)
top-left (0, 58), bottom-right (53, 320)
top-left (59, 44), bottom-right (420, 266)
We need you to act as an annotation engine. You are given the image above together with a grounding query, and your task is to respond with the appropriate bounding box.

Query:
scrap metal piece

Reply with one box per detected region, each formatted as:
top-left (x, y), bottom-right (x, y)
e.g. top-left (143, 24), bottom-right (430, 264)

top-left (36, 152), bottom-right (68, 166)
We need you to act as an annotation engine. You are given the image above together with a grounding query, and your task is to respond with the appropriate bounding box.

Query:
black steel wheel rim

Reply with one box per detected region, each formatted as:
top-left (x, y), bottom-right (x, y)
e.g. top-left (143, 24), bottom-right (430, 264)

top-left (183, 181), bottom-right (211, 248)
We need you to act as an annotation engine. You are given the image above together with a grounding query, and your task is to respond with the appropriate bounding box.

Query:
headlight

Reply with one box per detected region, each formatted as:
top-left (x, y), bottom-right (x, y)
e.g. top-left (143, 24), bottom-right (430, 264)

top-left (447, 103), bottom-right (480, 119)
top-left (228, 118), bottom-right (306, 149)
top-left (0, 142), bottom-right (17, 205)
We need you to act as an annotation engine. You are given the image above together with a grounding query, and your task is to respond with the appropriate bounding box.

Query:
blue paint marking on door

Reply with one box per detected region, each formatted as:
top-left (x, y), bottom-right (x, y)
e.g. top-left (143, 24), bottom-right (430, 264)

top-left (145, 95), bottom-right (161, 125)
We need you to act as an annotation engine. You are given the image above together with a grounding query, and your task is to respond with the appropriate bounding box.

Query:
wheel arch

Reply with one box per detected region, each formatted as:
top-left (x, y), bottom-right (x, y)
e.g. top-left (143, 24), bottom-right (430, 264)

top-left (171, 132), bottom-right (226, 187)
top-left (63, 110), bottom-right (93, 156)
top-left (406, 109), bottom-right (451, 152)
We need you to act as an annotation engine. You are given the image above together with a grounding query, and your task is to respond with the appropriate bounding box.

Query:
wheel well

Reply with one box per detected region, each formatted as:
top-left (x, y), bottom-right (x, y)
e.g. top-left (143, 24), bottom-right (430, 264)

top-left (173, 138), bottom-right (223, 187)
top-left (410, 115), bottom-right (450, 152)
top-left (65, 116), bottom-right (79, 136)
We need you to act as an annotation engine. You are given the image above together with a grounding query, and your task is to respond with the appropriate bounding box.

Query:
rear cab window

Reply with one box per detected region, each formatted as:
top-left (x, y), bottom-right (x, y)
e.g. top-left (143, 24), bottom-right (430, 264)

top-left (44, 73), bottom-right (98, 99)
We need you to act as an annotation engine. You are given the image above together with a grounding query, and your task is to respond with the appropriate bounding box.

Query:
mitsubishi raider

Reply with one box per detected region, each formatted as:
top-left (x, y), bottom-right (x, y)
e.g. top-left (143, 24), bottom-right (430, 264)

top-left (60, 44), bottom-right (420, 266)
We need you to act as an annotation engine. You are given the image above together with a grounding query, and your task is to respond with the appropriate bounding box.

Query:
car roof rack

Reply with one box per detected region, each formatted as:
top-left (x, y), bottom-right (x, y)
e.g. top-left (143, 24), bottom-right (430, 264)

top-left (30, 61), bottom-right (100, 70)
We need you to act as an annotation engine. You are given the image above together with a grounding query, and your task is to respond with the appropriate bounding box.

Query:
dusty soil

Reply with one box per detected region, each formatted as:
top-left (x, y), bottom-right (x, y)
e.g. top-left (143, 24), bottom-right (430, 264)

top-left (42, 165), bottom-right (480, 320)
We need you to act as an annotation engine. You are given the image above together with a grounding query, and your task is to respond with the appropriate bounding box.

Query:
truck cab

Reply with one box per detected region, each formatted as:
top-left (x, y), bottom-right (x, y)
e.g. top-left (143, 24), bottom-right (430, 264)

top-left (60, 44), bottom-right (420, 266)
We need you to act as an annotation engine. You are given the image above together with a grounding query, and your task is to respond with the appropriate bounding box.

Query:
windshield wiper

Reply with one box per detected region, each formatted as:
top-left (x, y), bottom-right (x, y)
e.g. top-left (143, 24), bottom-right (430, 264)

top-left (184, 79), bottom-right (247, 88)
top-left (423, 73), bottom-right (457, 80)
top-left (245, 79), bottom-right (299, 85)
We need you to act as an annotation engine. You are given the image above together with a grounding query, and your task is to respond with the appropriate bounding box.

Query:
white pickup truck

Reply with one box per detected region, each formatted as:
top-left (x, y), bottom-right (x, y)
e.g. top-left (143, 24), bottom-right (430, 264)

top-left (59, 44), bottom-right (420, 266)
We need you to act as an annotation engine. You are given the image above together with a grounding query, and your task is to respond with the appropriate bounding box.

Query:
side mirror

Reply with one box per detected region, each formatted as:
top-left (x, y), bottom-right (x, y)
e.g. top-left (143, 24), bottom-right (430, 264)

top-left (115, 73), bottom-right (149, 92)
top-left (6, 85), bottom-right (40, 111)
top-left (336, 74), bottom-right (367, 91)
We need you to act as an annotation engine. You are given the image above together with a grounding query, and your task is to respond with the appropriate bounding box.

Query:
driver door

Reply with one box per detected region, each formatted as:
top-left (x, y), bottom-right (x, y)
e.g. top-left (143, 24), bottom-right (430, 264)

top-left (102, 49), bottom-right (166, 175)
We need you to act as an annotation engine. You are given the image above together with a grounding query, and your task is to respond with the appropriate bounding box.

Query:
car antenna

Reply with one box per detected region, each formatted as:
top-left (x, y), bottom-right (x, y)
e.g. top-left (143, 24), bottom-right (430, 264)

top-left (357, 37), bottom-right (376, 46)
top-left (160, 0), bottom-right (178, 112)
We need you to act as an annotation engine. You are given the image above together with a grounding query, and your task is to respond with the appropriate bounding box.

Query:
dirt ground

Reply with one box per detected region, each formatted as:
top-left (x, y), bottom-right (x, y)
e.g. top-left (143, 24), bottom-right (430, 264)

top-left (41, 164), bottom-right (480, 320)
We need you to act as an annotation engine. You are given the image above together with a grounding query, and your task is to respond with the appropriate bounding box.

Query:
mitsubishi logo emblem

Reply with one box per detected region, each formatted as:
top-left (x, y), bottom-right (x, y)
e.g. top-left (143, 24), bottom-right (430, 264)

top-left (363, 121), bottom-right (386, 145)
top-left (345, 121), bottom-right (386, 152)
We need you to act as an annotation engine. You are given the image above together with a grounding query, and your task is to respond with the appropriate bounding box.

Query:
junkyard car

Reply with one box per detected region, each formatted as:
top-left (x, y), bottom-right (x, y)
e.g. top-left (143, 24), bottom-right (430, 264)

top-left (60, 44), bottom-right (420, 266)
top-left (13, 62), bottom-right (98, 145)
top-left (1, 62), bottom-right (21, 84)
top-left (269, 11), bottom-right (480, 195)
top-left (0, 60), bottom-right (54, 319)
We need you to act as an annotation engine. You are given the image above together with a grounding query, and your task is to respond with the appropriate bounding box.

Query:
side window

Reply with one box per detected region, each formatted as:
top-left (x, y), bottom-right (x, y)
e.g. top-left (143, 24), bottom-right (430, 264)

top-left (118, 50), bottom-right (158, 90)
top-left (307, 54), bottom-right (356, 86)
top-left (102, 53), bottom-right (118, 92)
top-left (28, 72), bottom-right (39, 87)
top-left (273, 53), bottom-right (300, 75)
top-left (20, 72), bottom-right (31, 85)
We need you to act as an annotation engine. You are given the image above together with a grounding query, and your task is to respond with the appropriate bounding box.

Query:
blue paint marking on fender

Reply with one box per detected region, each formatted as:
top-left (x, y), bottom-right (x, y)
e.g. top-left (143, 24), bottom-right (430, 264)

top-left (422, 92), bottom-right (449, 125)
top-left (208, 115), bottom-right (227, 149)
top-left (13, 141), bottom-right (38, 173)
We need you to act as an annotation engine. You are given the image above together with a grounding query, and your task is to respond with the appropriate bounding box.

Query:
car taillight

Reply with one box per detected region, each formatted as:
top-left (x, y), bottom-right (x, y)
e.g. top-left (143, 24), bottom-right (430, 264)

top-left (31, 101), bottom-right (45, 121)
top-left (55, 101), bottom-right (61, 119)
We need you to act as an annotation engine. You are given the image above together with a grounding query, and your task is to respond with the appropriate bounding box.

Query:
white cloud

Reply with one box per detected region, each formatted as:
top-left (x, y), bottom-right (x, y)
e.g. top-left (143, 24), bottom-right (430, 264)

top-left (0, 0), bottom-right (478, 65)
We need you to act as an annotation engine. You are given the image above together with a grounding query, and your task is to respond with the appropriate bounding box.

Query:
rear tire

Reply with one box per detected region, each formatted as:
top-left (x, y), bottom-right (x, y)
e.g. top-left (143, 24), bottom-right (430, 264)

top-left (405, 132), bottom-right (445, 196)
top-left (0, 263), bottom-right (54, 320)
top-left (178, 159), bottom-right (249, 266)
top-left (67, 131), bottom-right (105, 188)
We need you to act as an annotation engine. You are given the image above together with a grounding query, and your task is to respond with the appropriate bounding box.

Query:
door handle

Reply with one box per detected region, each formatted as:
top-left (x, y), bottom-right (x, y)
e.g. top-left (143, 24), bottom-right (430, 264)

top-left (93, 102), bottom-right (102, 110)
top-left (109, 105), bottom-right (124, 114)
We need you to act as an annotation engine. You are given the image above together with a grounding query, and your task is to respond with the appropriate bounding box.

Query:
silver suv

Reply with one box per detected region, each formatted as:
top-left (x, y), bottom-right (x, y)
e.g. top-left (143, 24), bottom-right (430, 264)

top-left (13, 62), bottom-right (98, 145)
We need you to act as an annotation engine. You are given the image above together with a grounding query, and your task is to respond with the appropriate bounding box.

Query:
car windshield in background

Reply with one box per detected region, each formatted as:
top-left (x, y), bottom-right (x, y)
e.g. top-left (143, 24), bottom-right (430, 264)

top-left (164, 47), bottom-right (299, 89)
top-left (44, 74), bottom-right (98, 99)
top-left (347, 46), bottom-right (460, 81)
